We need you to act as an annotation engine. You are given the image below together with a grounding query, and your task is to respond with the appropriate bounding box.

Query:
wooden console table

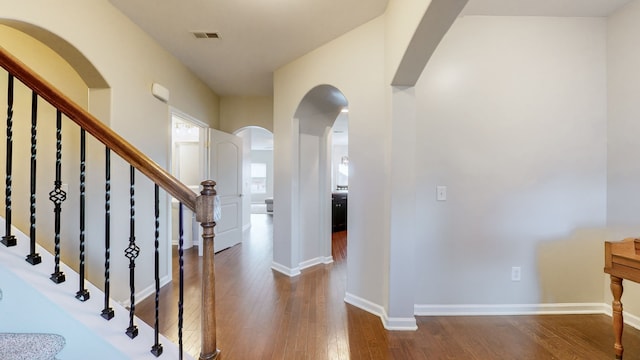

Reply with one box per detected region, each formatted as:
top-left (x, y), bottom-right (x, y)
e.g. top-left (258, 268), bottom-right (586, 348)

top-left (604, 238), bottom-right (640, 359)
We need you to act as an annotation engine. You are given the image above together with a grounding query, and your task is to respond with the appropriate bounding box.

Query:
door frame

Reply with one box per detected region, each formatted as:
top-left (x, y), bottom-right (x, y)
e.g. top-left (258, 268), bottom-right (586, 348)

top-left (207, 128), bottom-right (244, 253)
top-left (168, 107), bottom-right (208, 267)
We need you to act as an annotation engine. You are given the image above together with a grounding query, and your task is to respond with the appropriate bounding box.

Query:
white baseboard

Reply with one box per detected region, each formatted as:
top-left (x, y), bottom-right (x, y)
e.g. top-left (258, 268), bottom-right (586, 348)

top-left (299, 257), bottom-right (323, 270)
top-left (414, 303), bottom-right (608, 316)
top-left (345, 292), bottom-right (417, 331)
top-left (271, 261), bottom-right (301, 277)
top-left (172, 239), bottom-right (200, 247)
top-left (602, 304), bottom-right (640, 330)
top-left (299, 256), bottom-right (334, 270)
top-left (342, 299), bottom-right (619, 332)
top-left (128, 275), bottom-right (172, 307)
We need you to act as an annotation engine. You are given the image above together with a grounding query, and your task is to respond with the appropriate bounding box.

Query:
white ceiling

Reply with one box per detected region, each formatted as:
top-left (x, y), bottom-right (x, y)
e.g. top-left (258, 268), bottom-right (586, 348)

top-left (108, 0), bottom-right (633, 97)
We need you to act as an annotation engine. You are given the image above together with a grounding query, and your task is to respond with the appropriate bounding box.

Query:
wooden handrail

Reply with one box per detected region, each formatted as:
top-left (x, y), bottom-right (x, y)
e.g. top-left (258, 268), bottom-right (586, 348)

top-left (0, 46), bottom-right (197, 211)
top-left (1, 46), bottom-right (219, 358)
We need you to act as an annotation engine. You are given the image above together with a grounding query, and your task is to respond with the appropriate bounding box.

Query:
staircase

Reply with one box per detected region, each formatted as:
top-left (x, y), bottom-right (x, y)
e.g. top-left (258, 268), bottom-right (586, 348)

top-left (0, 47), bottom-right (220, 359)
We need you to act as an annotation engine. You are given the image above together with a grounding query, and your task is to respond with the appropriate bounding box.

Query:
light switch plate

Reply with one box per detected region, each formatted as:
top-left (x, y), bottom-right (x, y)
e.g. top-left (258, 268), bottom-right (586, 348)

top-left (436, 186), bottom-right (447, 201)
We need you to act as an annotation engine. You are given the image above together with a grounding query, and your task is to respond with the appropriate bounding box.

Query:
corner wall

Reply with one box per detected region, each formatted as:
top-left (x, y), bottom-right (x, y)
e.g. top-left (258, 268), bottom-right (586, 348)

top-left (607, 0), bottom-right (640, 317)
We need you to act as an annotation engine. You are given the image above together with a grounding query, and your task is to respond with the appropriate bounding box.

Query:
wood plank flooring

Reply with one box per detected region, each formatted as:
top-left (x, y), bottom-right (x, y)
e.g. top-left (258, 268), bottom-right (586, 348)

top-left (137, 215), bottom-right (640, 359)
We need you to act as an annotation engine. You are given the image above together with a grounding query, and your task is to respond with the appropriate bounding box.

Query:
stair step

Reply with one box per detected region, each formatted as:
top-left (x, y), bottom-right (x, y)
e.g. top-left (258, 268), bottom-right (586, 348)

top-left (0, 218), bottom-right (192, 359)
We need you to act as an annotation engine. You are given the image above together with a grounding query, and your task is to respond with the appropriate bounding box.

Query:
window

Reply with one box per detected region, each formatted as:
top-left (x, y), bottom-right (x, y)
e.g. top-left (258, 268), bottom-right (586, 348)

top-left (251, 163), bottom-right (267, 194)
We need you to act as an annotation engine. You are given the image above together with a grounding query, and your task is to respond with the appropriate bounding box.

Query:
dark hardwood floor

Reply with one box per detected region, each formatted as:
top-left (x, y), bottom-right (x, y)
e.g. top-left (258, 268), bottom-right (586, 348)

top-left (138, 215), bottom-right (640, 359)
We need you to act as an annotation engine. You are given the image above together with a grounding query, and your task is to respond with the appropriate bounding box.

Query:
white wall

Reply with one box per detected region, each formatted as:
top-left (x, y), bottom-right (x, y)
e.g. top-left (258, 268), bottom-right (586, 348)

top-left (1, 0), bottom-right (220, 303)
top-left (414, 16), bottom-right (608, 306)
top-left (298, 133), bottom-right (323, 263)
top-left (607, 0), bottom-right (640, 316)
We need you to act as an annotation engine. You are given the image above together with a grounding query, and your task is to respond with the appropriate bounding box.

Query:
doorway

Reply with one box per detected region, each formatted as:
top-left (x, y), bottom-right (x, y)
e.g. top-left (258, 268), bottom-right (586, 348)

top-left (294, 85), bottom-right (349, 270)
top-left (170, 112), bottom-right (244, 255)
top-left (235, 127), bottom-right (274, 216)
top-left (170, 111), bottom-right (206, 251)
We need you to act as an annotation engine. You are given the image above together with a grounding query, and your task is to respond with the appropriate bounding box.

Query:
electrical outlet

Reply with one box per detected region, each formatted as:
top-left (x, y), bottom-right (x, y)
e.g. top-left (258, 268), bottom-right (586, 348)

top-left (511, 267), bottom-right (521, 281)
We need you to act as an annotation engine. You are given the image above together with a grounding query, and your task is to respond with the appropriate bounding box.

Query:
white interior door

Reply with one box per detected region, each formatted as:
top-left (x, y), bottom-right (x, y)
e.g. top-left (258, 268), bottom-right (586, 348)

top-left (208, 129), bottom-right (243, 252)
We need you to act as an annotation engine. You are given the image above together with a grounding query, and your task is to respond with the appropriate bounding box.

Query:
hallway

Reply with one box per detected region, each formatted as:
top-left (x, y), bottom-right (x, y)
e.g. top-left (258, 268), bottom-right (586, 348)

top-left (138, 215), bottom-right (640, 359)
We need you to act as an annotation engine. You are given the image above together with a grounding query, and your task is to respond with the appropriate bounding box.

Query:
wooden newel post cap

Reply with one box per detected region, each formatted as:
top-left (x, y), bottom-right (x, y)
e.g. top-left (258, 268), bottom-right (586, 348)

top-left (196, 180), bottom-right (217, 223)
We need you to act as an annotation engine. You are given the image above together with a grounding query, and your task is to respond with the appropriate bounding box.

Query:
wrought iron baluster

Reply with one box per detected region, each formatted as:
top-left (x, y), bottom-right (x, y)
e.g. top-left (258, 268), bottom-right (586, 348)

top-left (76, 129), bottom-right (89, 301)
top-left (101, 147), bottom-right (114, 320)
top-left (26, 91), bottom-right (41, 264)
top-left (151, 184), bottom-right (163, 357)
top-left (2, 73), bottom-right (16, 247)
top-left (125, 165), bottom-right (139, 339)
top-left (49, 110), bottom-right (66, 284)
top-left (178, 202), bottom-right (185, 360)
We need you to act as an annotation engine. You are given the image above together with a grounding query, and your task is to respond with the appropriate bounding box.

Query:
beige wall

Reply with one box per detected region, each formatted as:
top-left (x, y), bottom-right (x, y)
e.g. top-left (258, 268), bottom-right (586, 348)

top-left (414, 16), bottom-right (607, 306)
top-left (384, 0), bottom-right (432, 82)
top-left (220, 96), bottom-right (273, 133)
top-left (0, 25), bottom-right (88, 276)
top-left (274, 2), bottom-right (617, 327)
top-left (274, 16), bottom-right (388, 309)
top-left (1, 0), bottom-right (220, 303)
top-left (607, 0), bottom-right (640, 318)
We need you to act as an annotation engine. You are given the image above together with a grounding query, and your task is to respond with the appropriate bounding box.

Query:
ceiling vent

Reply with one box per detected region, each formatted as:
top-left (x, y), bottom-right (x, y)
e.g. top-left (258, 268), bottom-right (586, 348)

top-left (192, 32), bottom-right (220, 39)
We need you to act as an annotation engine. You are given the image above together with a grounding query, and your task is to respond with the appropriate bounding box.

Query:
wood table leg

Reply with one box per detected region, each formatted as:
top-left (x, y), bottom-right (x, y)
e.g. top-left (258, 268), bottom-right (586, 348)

top-left (611, 275), bottom-right (624, 359)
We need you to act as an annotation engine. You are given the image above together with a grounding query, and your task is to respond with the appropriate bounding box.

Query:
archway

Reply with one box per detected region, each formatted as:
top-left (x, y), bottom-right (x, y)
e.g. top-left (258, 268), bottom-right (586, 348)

top-left (293, 84), bottom-right (348, 270)
top-left (0, 21), bottom-right (114, 290)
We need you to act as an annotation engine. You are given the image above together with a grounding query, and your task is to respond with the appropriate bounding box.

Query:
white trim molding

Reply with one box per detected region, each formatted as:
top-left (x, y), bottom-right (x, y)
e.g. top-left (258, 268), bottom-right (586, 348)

top-left (345, 292), bottom-right (417, 331)
top-left (603, 304), bottom-right (640, 330)
top-left (414, 303), bottom-right (608, 317)
top-left (271, 261), bottom-right (301, 277)
top-left (299, 256), bottom-right (334, 271)
top-left (299, 257), bottom-right (324, 270)
top-left (129, 275), bottom-right (172, 307)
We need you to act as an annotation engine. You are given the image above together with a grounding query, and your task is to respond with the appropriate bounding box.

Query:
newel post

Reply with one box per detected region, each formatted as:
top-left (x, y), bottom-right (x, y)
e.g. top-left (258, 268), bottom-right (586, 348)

top-left (196, 180), bottom-right (220, 360)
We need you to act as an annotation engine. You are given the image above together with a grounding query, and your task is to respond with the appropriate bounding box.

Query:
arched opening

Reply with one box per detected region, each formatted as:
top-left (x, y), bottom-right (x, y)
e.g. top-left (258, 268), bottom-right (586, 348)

top-left (293, 84), bottom-right (348, 269)
top-left (0, 21), bottom-right (114, 292)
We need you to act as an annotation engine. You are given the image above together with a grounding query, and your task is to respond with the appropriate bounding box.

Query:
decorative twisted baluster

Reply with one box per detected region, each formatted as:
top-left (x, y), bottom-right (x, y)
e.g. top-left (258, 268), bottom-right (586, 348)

top-left (125, 165), bottom-right (139, 339)
top-left (26, 91), bottom-right (41, 264)
top-left (2, 73), bottom-right (16, 247)
top-left (178, 202), bottom-right (185, 360)
top-left (151, 184), bottom-right (163, 357)
top-left (49, 110), bottom-right (66, 284)
top-left (76, 129), bottom-right (89, 301)
top-left (101, 147), bottom-right (114, 320)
